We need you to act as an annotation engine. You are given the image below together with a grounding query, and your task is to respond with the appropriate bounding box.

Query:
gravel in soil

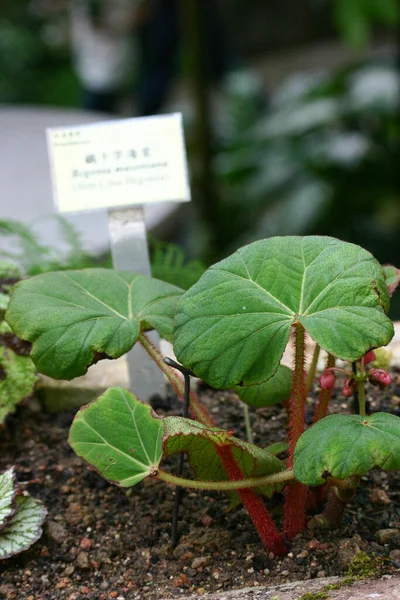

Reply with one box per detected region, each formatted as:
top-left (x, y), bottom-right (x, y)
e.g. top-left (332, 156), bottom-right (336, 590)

top-left (1, 372), bottom-right (400, 600)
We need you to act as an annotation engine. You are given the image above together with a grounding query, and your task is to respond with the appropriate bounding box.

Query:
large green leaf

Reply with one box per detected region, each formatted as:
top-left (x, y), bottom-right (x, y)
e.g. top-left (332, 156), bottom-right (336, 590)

top-left (0, 468), bottom-right (17, 530)
top-left (6, 269), bottom-right (183, 379)
top-left (69, 387), bottom-right (164, 487)
top-left (0, 347), bottom-right (37, 424)
top-left (235, 365), bottom-right (292, 407)
top-left (163, 417), bottom-right (285, 501)
top-left (293, 413), bottom-right (400, 486)
top-left (0, 494), bottom-right (47, 560)
top-left (174, 236), bottom-right (393, 389)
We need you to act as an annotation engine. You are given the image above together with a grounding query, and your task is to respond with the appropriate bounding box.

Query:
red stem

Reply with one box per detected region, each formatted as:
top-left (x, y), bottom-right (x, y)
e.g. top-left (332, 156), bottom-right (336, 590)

top-left (312, 354), bottom-right (336, 424)
top-left (283, 324), bottom-right (307, 540)
top-left (139, 332), bottom-right (287, 555)
top-left (217, 445), bottom-right (287, 556)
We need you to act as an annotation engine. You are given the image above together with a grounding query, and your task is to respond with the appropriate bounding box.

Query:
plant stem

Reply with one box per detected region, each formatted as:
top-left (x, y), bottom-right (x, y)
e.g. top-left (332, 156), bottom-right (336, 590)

top-left (283, 324), bottom-right (307, 540)
top-left (243, 403), bottom-right (254, 444)
top-left (138, 332), bottom-right (214, 427)
top-left (307, 486), bottom-right (356, 530)
top-left (305, 344), bottom-right (320, 397)
top-left (139, 332), bottom-right (288, 555)
top-left (357, 360), bottom-right (366, 416)
top-left (157, 466), bottom-right (294, 491)
top-left (215, 445), bottom-right (288, 555)
top-left (312, 354), bottom-right (336, 424)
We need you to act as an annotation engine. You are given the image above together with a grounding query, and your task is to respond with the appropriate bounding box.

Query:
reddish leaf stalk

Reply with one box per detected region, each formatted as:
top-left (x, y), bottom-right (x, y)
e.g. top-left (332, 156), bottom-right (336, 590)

top-left (283, 324), bottom-right (307, 540)
top-left (312, 354), bottom-right (336, 424)
top-left (217, 445), bottom-right (287, 556)
top-left (140, 332), bottom-right (287, 555)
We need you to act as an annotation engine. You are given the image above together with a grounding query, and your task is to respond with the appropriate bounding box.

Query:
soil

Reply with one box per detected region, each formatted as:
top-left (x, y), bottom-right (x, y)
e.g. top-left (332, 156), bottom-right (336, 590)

top-left (1, 371), bottom-right (400, 600)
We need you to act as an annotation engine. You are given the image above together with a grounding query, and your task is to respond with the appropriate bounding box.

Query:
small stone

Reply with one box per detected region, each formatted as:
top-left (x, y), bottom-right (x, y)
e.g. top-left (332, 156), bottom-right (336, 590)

top-left (369, 488), bottom-right (391, 505)
top-left (191, 556), bottom-right (209, 570)
top-left (109, 593), bottom-right (118, 599)
top-left (79, 537), bottom-right (92, 550)
top-left (338, 537), bottom-right (361, 568)
top-left (100, 581), bottom-right (109, 590)
top-left (63, 565), bottom-right (75, 576)
top-left (376, 529), bottom-right (400, 545)
top-left (182, 551), bottom-right (194, 562)
top-left (281, 570), bottom-right (289, 576)
top-left (263, 568), bottom-right (270, 575)
top-left (76, 551), bottom-right (90, 569)
top-left (201, 515), bottom-right (213, 526)
top-left (172, 574), bottom-right (190, 588)
top-left (390, 549), bottom-right (400, 563)
top-left (47, 521), bottom-right (68, 544)
top-left (0, 585), bottom-right (17, 599)
top-left (317, 570), bottom-right (326, 577)
top-left (56, 578), bottom-right (71, 589)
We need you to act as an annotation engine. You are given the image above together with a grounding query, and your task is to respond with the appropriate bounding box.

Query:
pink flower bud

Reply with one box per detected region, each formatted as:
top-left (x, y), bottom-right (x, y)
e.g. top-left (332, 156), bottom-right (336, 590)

top-left (363, 350), bottom-right (376, 364)
top-left (342, 378), bottom-right (354, 397)
top-left (319, 371), bottom-right (336, 390)
top-left (369, 369), bottom-right (391, 387)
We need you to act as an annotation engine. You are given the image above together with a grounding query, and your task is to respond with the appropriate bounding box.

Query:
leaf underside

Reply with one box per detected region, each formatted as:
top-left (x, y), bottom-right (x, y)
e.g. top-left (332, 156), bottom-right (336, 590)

top-left (0, 468), bottom-right (17, 531)
top-left (0, 347), bottom-right (37, 424)
top-left (235, 365), bottom-right (292, 407)
top-left (0, 495), bottom-right (47, 560)
top-left (293, 412), bottom-right (400, 486)
top-left (6, 269), bottom-right (183, 379)
top-left (163, 417), bottom-right (286, 503)
top-left (174, 236), bottom-right (393, 389)
top-left (69, 387), bottom-right (164, 487)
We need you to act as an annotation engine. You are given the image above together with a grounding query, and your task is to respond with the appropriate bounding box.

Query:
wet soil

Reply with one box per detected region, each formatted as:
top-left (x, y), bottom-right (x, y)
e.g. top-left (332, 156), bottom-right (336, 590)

top-left (0, 373), bottom-right (400, 600)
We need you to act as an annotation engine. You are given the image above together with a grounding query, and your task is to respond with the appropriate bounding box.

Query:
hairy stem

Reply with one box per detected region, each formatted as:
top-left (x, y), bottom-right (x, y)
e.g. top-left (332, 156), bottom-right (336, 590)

top-left (157, 466), bottom-right (294, 491)
top-left (312, 354), bottom-right (336, 424)
top-left (243, 403), bottom-right (254, 444)
top-left (357, 360), bottom-right (366, 416)
top-left (216, 445), bottom-right (288, 555)
top-left (138, 332), bottom-right (214, 427)
top-left (305, 344), bottom-right (320, 397)
top-left (284, 324), bottom-right (307, 540)
top-left (139, 332), bottom-right (287, 554)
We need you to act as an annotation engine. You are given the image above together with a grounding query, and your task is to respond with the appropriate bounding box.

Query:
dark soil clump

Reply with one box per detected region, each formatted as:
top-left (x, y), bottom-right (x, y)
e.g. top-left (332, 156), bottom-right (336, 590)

top-left (0, 374), bottom-right (399, 599)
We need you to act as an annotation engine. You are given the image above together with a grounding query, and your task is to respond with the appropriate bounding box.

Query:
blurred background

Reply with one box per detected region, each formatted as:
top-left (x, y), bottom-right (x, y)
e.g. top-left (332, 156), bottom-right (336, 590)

top-left (0, 0), bottom-right (399, 314)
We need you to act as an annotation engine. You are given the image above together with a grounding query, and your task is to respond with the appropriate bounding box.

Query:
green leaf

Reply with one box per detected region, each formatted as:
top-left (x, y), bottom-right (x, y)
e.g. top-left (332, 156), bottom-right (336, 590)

top-left (163, 417), bottom-right (285, 502)
top-left (0, 494), bottom-right (47, 560)
top-left (69, 387), bottom-right (163, 487)
top-left (383, 264), bottom-right (400, 297)
top-left (0, 347), bottom-right (37, 425)
top-left (174, 236), bottom-right (393, 389)
top-left (0, 468), bottom-right (17, 530)
top-left (293, 413), bottom-right (400, 486)
top-left (235, 365), bottom-right (292, 407)
top-left (6, 269), bottom-right (183, 379)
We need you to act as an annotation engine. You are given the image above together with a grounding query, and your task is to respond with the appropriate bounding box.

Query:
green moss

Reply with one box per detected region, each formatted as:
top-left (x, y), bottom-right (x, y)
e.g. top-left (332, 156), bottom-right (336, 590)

top-left (346, 551), bottom-right (388, 579)
top-left (298, 582), bottom-right (350, 600)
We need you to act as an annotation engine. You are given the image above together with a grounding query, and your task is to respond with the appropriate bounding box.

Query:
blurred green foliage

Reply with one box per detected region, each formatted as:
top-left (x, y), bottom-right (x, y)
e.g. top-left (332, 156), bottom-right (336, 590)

top-left (332, 0), bottom-right (400, 48)
top-left (0, 217), bottom-right (111, 275)
top-left (0, 1), bottom-right (78, 105)
top-left (215, 62), bottom-right (400, 315)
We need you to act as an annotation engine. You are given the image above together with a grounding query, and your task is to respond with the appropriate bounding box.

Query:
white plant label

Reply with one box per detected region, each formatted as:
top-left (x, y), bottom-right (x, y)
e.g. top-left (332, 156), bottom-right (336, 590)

top-left (47, 113), bottom-right (191, 213)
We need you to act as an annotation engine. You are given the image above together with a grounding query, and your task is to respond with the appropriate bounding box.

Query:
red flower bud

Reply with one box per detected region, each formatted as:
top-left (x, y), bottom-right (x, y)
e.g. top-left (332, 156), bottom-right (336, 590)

top-left (342, 378), bottom-right (354, 397)
top-left (319, 371), bottom-right (336, 390)
top-left (369, 369), bottom-right (391, 387)
top-left (363, 350), bottom-right (376, 364)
